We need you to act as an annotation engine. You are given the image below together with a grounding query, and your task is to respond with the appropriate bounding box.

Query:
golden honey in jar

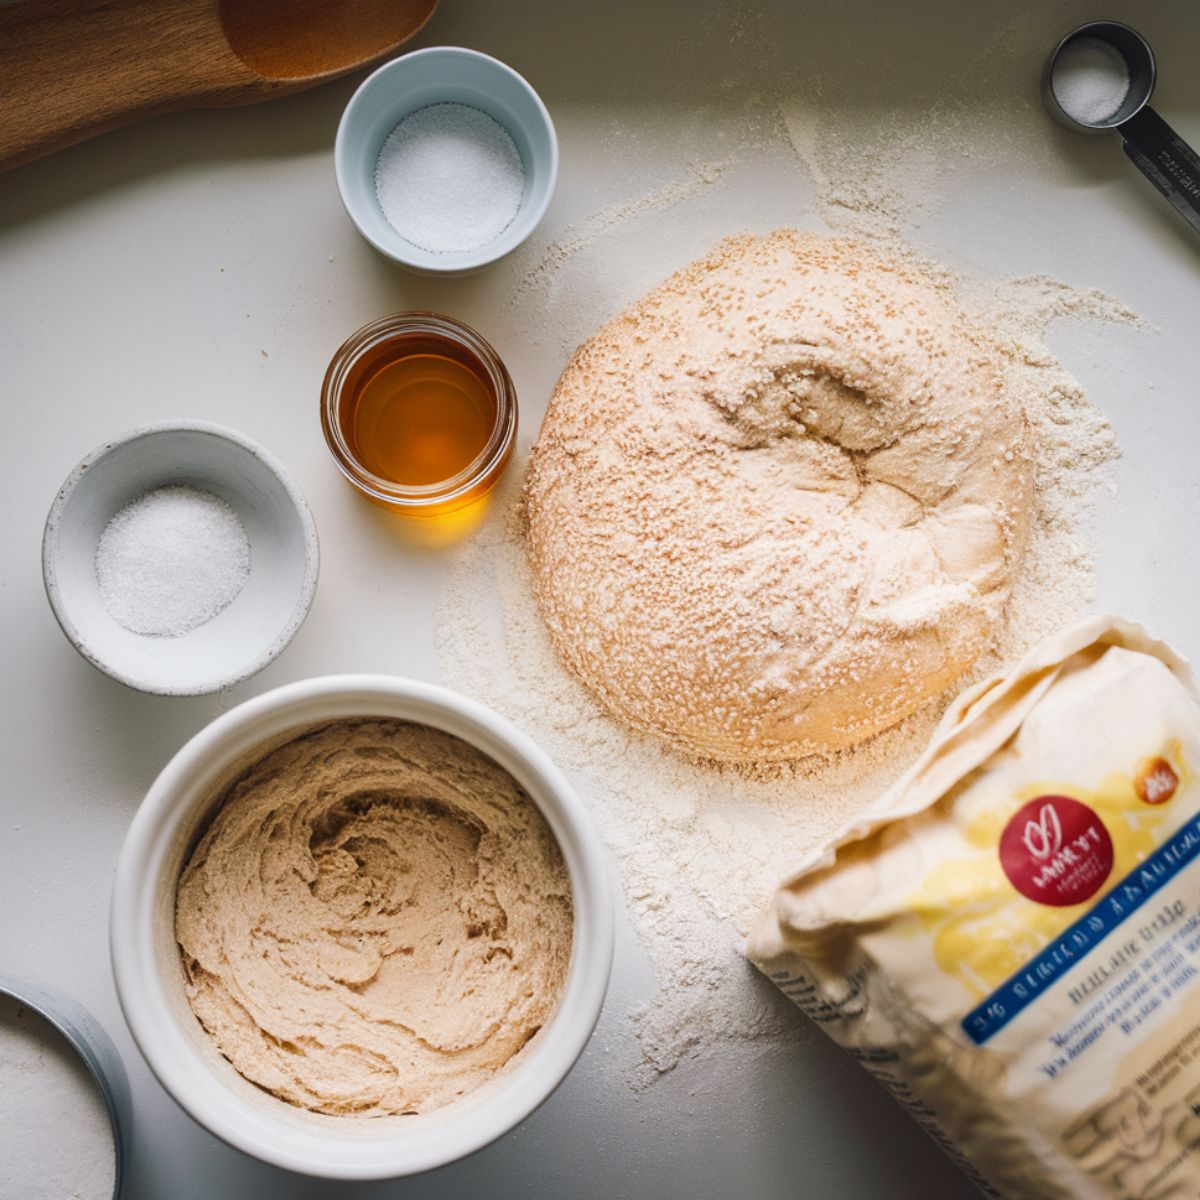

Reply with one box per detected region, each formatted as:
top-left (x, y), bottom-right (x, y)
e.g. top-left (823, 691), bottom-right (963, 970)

top-left (321, 313), bottom-right (516, 517)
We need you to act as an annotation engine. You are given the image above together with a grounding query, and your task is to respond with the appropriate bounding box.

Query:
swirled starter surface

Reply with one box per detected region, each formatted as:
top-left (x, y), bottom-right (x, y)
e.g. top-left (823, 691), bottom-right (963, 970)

top-left (175, 719), bottom-right (573, 1117)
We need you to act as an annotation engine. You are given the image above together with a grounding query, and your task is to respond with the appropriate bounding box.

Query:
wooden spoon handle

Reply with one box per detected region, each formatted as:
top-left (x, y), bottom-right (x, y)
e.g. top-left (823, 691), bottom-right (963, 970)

top-left (0, 0), bottom-right (262, 173)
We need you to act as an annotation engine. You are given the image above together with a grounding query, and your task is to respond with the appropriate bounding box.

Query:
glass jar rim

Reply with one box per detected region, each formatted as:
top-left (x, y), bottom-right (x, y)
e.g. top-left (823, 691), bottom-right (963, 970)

top-left (320, 311), bottom-right (517, 508)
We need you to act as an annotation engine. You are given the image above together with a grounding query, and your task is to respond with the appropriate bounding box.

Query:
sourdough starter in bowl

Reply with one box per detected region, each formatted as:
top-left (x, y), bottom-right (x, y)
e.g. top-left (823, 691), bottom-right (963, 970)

top-left (175, 718), bottom-right (573, 1117)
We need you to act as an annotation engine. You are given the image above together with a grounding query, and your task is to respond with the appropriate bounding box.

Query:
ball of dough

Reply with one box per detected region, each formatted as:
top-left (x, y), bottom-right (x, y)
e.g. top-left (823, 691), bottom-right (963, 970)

top-left (525, 232), bottom-right (1032, 761)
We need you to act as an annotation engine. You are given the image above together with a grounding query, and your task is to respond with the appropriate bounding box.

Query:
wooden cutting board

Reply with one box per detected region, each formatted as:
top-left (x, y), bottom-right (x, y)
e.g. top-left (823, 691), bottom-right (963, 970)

top-left (0, 0), bottom-right (439, 171)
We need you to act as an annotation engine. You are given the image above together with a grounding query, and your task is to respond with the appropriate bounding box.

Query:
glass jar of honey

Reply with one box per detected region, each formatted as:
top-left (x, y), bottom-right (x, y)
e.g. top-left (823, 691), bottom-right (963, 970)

top-left (320, 312), bottom-right (517, 517)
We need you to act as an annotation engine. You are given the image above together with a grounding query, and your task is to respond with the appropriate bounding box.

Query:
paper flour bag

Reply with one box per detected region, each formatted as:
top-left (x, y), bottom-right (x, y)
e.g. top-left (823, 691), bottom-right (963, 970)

top-left (749, 617), bottom-right (1200, 1199)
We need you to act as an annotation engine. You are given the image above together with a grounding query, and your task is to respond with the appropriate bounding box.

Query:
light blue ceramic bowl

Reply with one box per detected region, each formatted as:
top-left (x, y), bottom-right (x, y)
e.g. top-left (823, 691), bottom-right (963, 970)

top-left (335, 46), bottom-right (558, 274)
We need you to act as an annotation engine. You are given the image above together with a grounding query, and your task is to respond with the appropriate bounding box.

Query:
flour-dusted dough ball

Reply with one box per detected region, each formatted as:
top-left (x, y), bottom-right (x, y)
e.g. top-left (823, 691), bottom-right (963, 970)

top-left (524, 232), bottom-right (1033, 761)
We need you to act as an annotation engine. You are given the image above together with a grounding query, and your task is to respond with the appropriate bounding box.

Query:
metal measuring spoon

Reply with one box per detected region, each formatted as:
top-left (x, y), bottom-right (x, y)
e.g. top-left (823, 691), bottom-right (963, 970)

top-left (1043, 21), bottom-right (1200, 235)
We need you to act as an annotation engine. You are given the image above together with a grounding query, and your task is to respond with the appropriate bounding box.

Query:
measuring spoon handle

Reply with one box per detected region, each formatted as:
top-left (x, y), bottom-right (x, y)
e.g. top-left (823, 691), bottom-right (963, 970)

top-left (1118, 106), bottom-right (1200, 236)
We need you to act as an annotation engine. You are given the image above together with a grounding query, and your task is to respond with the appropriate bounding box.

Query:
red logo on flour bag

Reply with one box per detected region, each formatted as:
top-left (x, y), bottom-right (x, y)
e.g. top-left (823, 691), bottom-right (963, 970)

top-left (999, 795), bottom-right (1114, 907)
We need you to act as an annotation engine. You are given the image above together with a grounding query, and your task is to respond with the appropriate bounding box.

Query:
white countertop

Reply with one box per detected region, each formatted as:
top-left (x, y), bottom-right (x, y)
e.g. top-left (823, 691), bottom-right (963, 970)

top-left (2, 1), bottom-right (1198, 1197)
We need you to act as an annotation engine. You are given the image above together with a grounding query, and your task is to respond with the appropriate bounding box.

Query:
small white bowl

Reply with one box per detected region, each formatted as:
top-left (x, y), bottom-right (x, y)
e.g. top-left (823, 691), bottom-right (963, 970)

top-left (42, 420), bottom-right (319, 696)
top-left (110, 676), bottom-right (613, 1180)
top-left (335, 46), bottom-right (558, 273)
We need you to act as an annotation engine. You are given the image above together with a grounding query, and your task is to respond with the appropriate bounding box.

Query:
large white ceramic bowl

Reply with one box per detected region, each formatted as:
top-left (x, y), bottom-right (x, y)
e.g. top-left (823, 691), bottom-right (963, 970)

top-left (110, 676), bottom-right (613, 1180)
top-left (42, 420), bottom-right (319, 696)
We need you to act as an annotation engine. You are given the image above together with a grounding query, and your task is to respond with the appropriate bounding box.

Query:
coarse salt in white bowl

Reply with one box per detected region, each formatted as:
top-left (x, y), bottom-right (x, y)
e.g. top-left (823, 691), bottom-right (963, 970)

top-left (42, 420), bottom-right (319, 696)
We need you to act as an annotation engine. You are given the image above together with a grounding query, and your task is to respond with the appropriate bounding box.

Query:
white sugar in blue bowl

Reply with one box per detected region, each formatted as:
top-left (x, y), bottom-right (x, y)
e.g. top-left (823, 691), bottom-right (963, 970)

top-left (335, 46), bottom-right (558, 274)
top-left (42, 421), bottom-right (319, 697)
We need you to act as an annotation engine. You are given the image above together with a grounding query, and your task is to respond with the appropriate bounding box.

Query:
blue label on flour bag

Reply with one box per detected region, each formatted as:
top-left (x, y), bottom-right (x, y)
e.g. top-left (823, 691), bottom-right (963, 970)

top-left (963, 810), bottom-right (1200, 1045)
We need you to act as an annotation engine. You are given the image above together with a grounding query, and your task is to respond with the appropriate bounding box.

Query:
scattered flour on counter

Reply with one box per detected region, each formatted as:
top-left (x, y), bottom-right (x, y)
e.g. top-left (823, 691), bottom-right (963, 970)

top-left (436, 245), bottom-right (1128, 1086)
top-left (777, 104), bottom-right (945, 238)
top-left (514, 160), bottom-right (730, 309)
top-left (771, 20), bottom-right (1061, 240)
top-left (0, 995), bottom-right (116, 1200)
top-left (437, 13), bottom-right (1132, 1085)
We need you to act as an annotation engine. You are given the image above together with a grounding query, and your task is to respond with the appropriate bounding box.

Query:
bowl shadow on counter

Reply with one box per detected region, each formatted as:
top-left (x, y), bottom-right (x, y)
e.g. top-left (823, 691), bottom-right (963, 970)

top-left (1041, 119), bottom-right (1200, 259)
top-left (42, 636), bottom-right (236, 820)
top-left (737, 965), bottom-right (982, 1199)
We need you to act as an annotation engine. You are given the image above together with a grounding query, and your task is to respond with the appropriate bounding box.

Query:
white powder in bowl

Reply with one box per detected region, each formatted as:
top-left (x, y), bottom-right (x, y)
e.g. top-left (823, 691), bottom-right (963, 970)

top-left (1051, 37), bottom-right (1131, 126)
top-left (94, 484), bottom-right (251, 637)
top-left (0, 995), bottom-right (116, 1200)
top-left (374, 103), bottom-right (525, 254)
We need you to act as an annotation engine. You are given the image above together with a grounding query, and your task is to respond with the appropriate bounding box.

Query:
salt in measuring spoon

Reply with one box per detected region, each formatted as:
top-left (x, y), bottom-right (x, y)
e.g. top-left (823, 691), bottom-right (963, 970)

top-left (1043, 21), bottom-right (1200, 235)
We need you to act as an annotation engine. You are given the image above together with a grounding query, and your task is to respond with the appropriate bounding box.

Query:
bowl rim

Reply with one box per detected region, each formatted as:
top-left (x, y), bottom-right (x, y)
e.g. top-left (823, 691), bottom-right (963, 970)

top-left (41, 418), bottom-right (320, 697)
top-left (109, 675), bottom-right (614, 1179)
top-left (334, 45), bottom-right (560, 273)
